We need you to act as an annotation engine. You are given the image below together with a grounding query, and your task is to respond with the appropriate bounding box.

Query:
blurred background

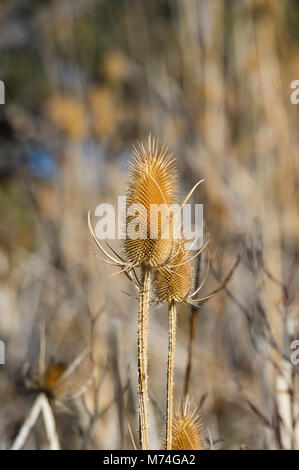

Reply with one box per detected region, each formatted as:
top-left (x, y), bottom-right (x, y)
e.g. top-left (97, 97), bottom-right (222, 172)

top-left (0, 0), bottom-right (299, 450)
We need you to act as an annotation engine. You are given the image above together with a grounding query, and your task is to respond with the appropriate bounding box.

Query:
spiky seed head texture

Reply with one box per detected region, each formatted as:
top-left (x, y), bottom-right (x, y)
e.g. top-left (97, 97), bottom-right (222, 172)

top-left (165, 399), bottom-right (206, 450)
top-left (124, 136), bottom-right (179, 267)
top-left (153, 240), bottom-right (193, 303)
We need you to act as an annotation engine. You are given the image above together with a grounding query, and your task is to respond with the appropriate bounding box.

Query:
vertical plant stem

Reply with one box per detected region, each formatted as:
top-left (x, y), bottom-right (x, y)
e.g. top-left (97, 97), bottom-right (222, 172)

top-left (184, 257), bottom-right (201, 397)
top-left (184, 306), bottom-right (198, 398)
top-left (138, 267), bottom-right (151, 450)
top-left (166, 300), bottom-right (177, 450)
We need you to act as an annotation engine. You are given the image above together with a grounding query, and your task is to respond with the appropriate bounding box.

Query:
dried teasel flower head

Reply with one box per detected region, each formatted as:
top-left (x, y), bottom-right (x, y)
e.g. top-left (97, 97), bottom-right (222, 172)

top-left (153, 240), bottom-right (193, 303)
top-left (124, 135), bottom-right (179, 268)
top-left (164, 398), bottom-right (206, 450)
top-left (153, 235), bottom-right (213, 307)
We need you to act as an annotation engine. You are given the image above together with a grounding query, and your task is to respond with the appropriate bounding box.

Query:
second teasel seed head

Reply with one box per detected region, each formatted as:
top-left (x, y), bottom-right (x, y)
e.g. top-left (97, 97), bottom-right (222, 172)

top-left (153, 240), bottom-right (193, 303)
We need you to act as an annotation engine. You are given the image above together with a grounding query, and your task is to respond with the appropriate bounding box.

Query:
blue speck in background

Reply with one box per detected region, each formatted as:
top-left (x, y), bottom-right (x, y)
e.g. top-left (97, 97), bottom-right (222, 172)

top-left (27, 147), bottom-right (56, 180)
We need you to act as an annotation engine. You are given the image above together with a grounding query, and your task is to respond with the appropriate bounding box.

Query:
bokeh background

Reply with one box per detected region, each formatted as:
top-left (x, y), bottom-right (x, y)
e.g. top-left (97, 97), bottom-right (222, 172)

top-left (0, 0), bottom-right (299, 450)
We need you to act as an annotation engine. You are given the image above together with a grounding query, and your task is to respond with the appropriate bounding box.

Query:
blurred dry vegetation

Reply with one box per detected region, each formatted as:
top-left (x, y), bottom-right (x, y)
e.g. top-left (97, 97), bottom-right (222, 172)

top-left (0, 0), bottom-right (299, 450)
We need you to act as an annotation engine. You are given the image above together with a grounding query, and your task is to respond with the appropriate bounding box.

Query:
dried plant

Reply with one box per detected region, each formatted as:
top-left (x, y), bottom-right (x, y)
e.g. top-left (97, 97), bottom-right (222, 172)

top-left (153, 241), bottom-right (193, 304)
top-left (124, 136), bottom-right (179, 268)
top-left (124, 136), bottom-right (179, 449)
top-left (153, 238), bottom-right (212, 449)
top-left (3, 0), bottom-right (299, 451)
top-left (89, 136), bottom-right (213, 450)
top-left (89, 135), bottom-right (180, 449)
top-left (162, 398), bottom-right (206, 451)
top-left (154, 241), bottom-right (192, 449)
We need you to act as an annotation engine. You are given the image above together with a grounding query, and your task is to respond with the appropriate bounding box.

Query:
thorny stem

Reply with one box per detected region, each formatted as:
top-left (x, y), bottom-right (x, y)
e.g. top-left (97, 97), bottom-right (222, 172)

top-left (166, 300), bottom-right (177, 450)
top-left (138, 267), bottom-right (151, 450)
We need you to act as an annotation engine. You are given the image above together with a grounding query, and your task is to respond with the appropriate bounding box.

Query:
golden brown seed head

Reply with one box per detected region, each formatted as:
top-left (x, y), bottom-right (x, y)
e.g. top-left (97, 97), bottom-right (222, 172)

top-left (124, 136), bottom-right (179, 267)
top-left (153, 241), bottom-right (193, 303)
top-left (168, 400), bottom-right (205, 450)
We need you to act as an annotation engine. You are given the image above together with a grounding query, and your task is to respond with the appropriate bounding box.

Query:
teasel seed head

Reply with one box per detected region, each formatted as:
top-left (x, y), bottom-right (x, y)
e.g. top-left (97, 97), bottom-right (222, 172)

top-left (164, 398), bottom-right (206, 450)
top-left (153, 240), bottom-right (193, 303)
top-left (124, 135), bottom-right (179, 268)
